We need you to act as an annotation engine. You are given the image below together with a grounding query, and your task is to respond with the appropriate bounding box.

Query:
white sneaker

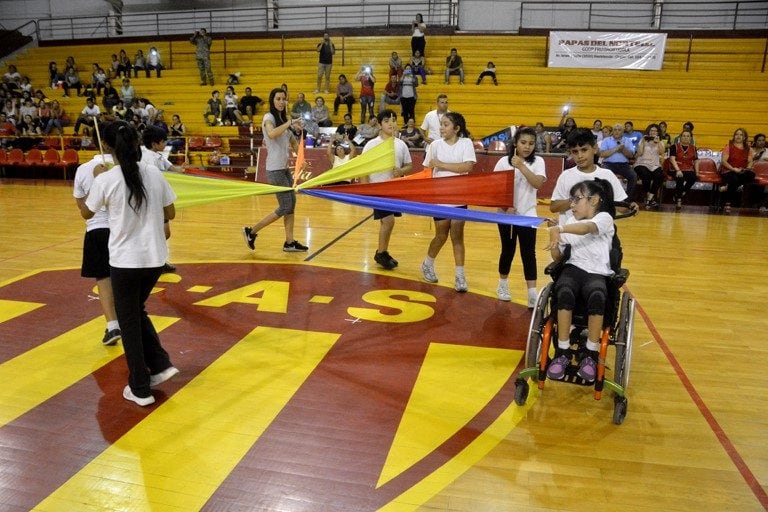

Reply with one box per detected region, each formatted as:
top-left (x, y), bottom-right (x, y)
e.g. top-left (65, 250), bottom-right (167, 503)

top-left (527, 288), bottom-right (538, 308)
top-left (149, 366), bottom-right (179, 387)
top-left (123, 385), bottom-right (155, 406)
top-left (421, 261), bottom-right (438, 283)
top-left (454, 274), bottom-right (468, 293)
top-left (497, 282), bottom-right (511, 301)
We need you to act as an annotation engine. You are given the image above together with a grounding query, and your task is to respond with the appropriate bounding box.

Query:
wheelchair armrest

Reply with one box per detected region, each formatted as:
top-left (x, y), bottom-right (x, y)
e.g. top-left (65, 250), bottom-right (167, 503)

top-left (611, 268), bottom-right (630, 287)
top-left (545, 245), bottom-right (571, 278)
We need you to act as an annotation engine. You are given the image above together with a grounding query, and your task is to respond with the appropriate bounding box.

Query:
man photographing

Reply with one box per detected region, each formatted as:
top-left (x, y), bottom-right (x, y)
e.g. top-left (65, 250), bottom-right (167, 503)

top-left (191, 28), bottom-right (214, 86)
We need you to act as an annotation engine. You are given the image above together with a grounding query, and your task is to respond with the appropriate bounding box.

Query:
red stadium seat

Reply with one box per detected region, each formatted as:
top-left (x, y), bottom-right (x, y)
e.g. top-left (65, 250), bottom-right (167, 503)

top-left (754, 161), bottom-right (768, 186)
top-left (187, 136), bottom-right (205, 151)
top-left (43, 148), bottom-right (61, 166)
top-left (24, 148), bottom-right (44, 166)
top-left (697, 158), bottom-right (721, 184)
top-left (7, 148), bottom-right (25, 166)
top-left (204, 135), bottom-right (223, 149)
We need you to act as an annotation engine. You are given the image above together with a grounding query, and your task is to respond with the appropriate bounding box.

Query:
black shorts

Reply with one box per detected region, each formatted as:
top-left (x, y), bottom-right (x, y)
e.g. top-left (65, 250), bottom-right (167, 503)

top-left (373, 209), bottom-right (401, 220)
top-left (81, 228), bottom-right (110, 279)
top-left (433, 205), bottom-right (467, 222)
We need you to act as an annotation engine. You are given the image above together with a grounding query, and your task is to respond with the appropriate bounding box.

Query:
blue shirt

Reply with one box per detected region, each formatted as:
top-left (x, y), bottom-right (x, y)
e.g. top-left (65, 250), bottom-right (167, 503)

top-left (600, 136), bottom-right (635, 163)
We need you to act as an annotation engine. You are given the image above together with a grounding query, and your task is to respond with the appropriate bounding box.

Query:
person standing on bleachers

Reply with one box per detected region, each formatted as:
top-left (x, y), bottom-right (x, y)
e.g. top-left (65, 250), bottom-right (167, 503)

top-left (411, 13), bottom-right (427, 57)
top-left (315, 33), bottom-right (335, 94)
top-left (191, 29), bottom-right (214, 86)
top-left (600, 123), bottom-right (637, 199)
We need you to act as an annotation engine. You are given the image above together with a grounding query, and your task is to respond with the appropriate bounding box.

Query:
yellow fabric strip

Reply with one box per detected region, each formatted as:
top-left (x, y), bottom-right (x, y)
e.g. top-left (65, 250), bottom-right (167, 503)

top-left (165, 173), bottom-right (292, 209)
top-left (296, 137), bottom-right (396, 189)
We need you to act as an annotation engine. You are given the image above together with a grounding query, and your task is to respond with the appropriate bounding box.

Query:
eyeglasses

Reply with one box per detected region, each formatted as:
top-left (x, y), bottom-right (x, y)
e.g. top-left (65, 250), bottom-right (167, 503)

top-left (569, 195), bottom-right (592, 204)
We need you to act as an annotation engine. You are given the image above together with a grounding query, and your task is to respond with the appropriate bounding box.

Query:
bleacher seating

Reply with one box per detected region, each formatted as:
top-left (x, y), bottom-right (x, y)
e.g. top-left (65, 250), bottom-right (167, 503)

top-left (2, 33), bottom-right (765, 183)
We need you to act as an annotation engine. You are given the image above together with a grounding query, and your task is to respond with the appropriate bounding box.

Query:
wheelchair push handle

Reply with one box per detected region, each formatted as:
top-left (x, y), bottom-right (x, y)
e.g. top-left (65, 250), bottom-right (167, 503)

top-left (614, 201), bottom-right (639, 220)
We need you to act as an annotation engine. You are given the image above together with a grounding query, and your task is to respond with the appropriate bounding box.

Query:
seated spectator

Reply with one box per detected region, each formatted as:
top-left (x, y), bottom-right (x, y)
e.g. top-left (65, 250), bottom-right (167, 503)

top-left (19, 76), bottom-right (33, 96)
top-left (91, 64), bottom-right (107, 97)
top-left (753, 133), bottom-right (768, 162)
top-left (146, 47), bottom-right (162, 78)
top-left (138, 97), bottom-right (159, 125)
top-left (534, 122), bottom-right (552, 153)
top-left (658, 120), bottom-right (672, 146)
top-left (633, 123), bottom-right (666, 209)
top-left (291, 93), bottom-right (312, 118)
top-left (48, 62), bottom-right (64, 89)
top-left (326, 139), bottom-right (357, 169)
top-left (108, 54), bottom-right (120, 79)
top-left (3, 65), bottom-right (22, 91)
top-left (238, 87), bottom-right (263, 122)
top-left (623, 121), bottom-right (643, 148)
top-left (720, 127), bottom-right (755, 213)
top-left (112, 99), bottom-right (128, 119)
top-left (222, 86), bottom-right (244, 126)
top-left (2, 98), bottom-right (18, 124)
top-left (33, 89), bottom-right (47, 107)
top-left (591, 119), bottom-right (604, 143)
top-left (355, 115), bottom-right (380, 146)
top-left (62, 65), bottom-right (82, 97)
top-left (168, 114), bottom-right (186, 153)
top-left (400, 117), bottom-right (424, 148)
top-left (312, 96), bottom-right (332, 128)
top-left (120, 77), bottom-right (135, 107)
top-left (43, 100), bottom-right (65, 135)
top-left (133, 49), bottom-right (146, 77)
top-left (410, 50), bottom-right (428, 84)
top-left (37, 99), bottom-right (52, 127)
top-left (600, 123), bottom-right (637, 199)
top-left (204, 90), bottom-right (223, 126)
top-left (443, 48), bottom-right (464, 85)
top-left (667, 129), bottom-right (699, 210)
top-left (333, 74), bottom-right (354, 116)
top-left (151, 110), bottom-right (169, 134)
top-left (335, 113), bottom-right (357, 142)
top-left (102, 80), bottom-right (120, 111)
top-left (476, 62), bottom-right (497, 85)
top-left (73, 96), bottom-right (100, 135)
top-left (18, 98), bottom-right (37, 120)
top-left (0, 112), bottom-right (16, 140)
top-left (17, 113), bottom-right (42, 136)
top-left (117, 49), bottom-right (132, 78)
top-left (389, 51), bottom-right (404, 79)
top-left (379, 74), bottom-right (401, 113)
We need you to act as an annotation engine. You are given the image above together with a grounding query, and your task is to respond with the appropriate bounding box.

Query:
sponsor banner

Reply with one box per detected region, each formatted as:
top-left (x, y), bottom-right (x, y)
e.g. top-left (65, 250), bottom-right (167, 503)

top-left (548, 31), bottom-right (667, 70)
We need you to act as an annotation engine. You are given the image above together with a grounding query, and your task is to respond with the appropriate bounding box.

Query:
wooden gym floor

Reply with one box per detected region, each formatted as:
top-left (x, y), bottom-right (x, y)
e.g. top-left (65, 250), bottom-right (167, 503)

top-left (0, 178), bottom-right (766, 511)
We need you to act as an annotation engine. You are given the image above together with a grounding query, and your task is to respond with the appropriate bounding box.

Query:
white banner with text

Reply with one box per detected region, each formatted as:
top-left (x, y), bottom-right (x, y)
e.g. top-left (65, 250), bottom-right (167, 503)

top-left (548, 31), bottom-right (667, 70)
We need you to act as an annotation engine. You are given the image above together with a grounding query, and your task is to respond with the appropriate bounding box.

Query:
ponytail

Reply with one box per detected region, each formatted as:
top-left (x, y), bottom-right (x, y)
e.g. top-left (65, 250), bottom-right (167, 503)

top-left (569, 177), bottom-right (616, 218)
top-left (103, 120), bottom-right (145, 212)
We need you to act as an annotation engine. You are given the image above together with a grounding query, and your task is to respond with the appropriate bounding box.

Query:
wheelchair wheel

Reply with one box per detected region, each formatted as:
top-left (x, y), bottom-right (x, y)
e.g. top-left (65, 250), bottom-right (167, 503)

top-left (613, 396), bottom-right (628, 425)
top-left (525, 283), bottom-right (554, 369)
top-left (613, 292), bottom-right (635, 391)
top-left (514, 378), bottom-right (529, 406)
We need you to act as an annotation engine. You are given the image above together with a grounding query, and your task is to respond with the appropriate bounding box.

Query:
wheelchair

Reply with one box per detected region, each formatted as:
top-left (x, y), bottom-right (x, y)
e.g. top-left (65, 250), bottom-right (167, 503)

top-left (514, 203), bottom-right (637, 425)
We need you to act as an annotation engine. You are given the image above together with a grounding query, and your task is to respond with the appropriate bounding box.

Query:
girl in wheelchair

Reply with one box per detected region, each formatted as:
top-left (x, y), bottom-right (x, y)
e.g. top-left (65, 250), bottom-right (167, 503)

top-left (544, 177), bottom-right (616, 383)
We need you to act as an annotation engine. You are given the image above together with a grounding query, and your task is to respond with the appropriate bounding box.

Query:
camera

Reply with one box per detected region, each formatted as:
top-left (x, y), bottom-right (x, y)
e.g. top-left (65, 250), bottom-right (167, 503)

top-left (562, 105), bottom-right (569, 114)
top-left (303, 112), bottom-right (311, 120)
top-left (363, 66), bottom-right (371, 74)
top-left (644, 135), bottom-right (653, 141)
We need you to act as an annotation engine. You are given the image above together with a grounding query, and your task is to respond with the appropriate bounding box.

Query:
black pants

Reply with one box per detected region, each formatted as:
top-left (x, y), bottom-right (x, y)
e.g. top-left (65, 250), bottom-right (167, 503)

top-left (634, 165), bottom-right (663, 195)
top-left (603, 161), bottom-right (637, 199)
top-left (722, 170), bottom-right (755, 205)
top-left (334, 95), bottom-right (354, 115)
top-left (111, 266), bottom-right (172, 398)
top-left (497, 224), bottom-right (537, 280)
top-left (411, 36), bottom-right (426, 57)
top-left (671, 170), bottom-right (696, 198)
top-left (400, 97), bottom-right (416, 123)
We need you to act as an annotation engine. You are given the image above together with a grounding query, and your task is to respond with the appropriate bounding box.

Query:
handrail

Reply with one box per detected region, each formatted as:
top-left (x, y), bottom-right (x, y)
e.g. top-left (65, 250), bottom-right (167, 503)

top-left (0, 20), bottom-right (38, 59)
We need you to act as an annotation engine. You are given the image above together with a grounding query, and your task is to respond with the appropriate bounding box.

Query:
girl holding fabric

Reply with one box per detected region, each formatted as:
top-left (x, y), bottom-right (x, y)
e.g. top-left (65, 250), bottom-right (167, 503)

top-left (420, 112), bottom-right (476, 292)
top-left (492, 127), bottom-right (546, 306)
top-left (243, 87), bottom-right (309, 253)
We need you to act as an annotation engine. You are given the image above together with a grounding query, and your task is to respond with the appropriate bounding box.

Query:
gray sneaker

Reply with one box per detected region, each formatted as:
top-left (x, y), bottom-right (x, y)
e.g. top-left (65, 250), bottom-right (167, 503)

top-left (454, 274), bottom-right (468, 293)
top-left (421, 261), bottom-right (438, 283)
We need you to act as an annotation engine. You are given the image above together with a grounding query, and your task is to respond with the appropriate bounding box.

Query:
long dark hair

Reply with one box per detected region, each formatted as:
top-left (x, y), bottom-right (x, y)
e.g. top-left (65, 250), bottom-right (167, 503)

top-left (103, 120), bottom-right (145, 212)
top-left (509, 126), bottom-right (537, 165)
top-left (444, 112), bottom-right (470, 139)
top-left (268, 87), bottom-right (287, 125)
top-left (570, 177), bottom-right (616, 218)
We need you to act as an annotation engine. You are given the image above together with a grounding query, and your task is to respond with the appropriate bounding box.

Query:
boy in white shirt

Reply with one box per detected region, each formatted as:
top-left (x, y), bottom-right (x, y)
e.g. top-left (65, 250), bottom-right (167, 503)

top-left (361, 109), bottom-right (413, 270)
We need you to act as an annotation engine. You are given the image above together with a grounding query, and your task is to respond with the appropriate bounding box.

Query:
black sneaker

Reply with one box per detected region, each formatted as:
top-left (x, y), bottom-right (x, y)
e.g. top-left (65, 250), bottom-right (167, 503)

top-left (374, 251), bottom-right (397, 270)
top-left (242, 226), bottom-right (257, 250)
top-left (102, 328), bottom-right (121, 346)
top-left (283, 240), bottom-right (308, 252)
top-left (161, 262), bottom-right (176, 274)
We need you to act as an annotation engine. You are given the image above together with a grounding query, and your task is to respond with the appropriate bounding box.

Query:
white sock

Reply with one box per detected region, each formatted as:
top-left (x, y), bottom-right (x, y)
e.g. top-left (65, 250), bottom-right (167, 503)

top-left (424, 256), bottom-right (435, 266)
top-left (586, 339), bottom-right (600, 352)
top-left (499, 278), bottom-right (508, 286)
top-left (455, 265), bottom-right (465, 277)
top-left (557, 339), bottom-right (570, 350)
top-left (107, 320), bottom-right (120, 331)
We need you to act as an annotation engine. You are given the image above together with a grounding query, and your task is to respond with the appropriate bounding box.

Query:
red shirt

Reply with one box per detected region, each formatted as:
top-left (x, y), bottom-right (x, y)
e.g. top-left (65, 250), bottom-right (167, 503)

top-left (724, 142), bottom-right (749, 170)
top-left (0, 121), bottom-right (15, 136)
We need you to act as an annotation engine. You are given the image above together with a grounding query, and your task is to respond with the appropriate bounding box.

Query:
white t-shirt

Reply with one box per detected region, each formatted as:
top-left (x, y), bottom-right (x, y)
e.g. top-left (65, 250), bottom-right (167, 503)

top-left (140, 146), bottom-right (173, 171)
top-left (80, 104), bottom-right (100, 116)
top-left (423, 137), bottom-right (477, 178)
top-left (420, 109), bottom-right (446, 141)
top-left (492, 155), bottom-right (546, 217)
top-left (73, 155), bottom-right (113, 231)
top-left (552, 166), bottom-right (628, 222)
top-left (85, 162), bottom-right (176, 269)
top-left (559, 211), bottom-right (615, 276)
top-left (363, 136), bottom-right (412, 183)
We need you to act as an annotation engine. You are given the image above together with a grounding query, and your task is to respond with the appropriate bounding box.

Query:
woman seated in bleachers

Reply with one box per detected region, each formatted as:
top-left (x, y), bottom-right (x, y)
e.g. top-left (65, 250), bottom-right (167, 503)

top-left (634, 123), bottom-right (666, 209)
top-left (311, 96), bottom-right (332, 128)
top-left (668, 129), bottom-right (699, 210)
top-left (117, 49), bottom-right (132, 78)
top-left (410, 50), bottom-right (428, 84)
top-left (43, 100), bottom-right (65, 135)
top-left (133, 49), bottom-right (146, 77)
top-left (752, 133), bottom-right (767, 162)
top-left (91, 64), bottom-right (108, 97)
top-left (48, 62), bottom-right (64, 89)
top-left (168, 114), bottom-right (186, 154)
top-left (720, 127), bottom-right (755, 213)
